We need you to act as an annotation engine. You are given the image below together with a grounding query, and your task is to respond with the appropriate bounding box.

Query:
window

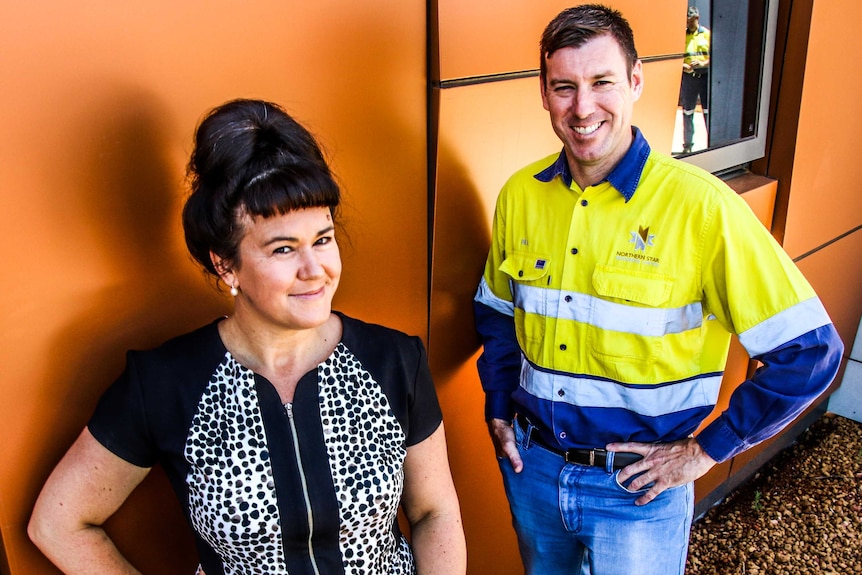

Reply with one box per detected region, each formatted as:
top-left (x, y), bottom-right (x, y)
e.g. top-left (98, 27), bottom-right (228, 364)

top-left (674, 0), bottom-right (779, 173)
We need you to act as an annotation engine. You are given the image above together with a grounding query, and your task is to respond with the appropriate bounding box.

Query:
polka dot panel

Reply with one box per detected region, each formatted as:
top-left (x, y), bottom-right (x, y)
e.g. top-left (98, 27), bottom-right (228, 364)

top-left (319, 343), bottom-right (414, 575)
top-left (184, 354), bottom-right (286, 575)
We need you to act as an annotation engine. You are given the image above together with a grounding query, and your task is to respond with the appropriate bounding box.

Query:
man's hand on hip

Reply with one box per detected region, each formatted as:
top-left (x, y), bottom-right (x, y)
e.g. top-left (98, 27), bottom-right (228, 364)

top-left (488, 418), bottom-right (524, 473)
top-left (607, 437), bottom-right (716, 506)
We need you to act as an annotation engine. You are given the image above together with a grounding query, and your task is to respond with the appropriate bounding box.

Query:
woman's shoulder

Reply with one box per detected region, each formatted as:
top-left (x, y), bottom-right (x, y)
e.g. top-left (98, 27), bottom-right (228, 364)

top-left (336, 312), bottom-right (425, 360)
top-left (126, 318), bottom-right (226, 373)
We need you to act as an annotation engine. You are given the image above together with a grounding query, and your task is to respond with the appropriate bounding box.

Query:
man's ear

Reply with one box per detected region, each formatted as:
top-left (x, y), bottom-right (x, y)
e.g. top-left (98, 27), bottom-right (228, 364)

top-left (630, 59), bottom-right (644, 102)
top-left (539, 74), bottom-right (551, 111)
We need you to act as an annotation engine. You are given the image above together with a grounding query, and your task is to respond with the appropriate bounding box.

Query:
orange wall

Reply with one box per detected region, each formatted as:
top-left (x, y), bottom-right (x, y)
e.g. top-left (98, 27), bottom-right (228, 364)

top-left (781, 3), bottom-right (862, 262)
top-left (435, 0), bottom-right (682, 80)
top-left (760, 0), bottom-right (862, 349)
top-left (780, 1), bottom-right (862, 351)
top-left (2, 1), bottom-right (860, 574)
top-left (0, 2), bottom-right (427, 573)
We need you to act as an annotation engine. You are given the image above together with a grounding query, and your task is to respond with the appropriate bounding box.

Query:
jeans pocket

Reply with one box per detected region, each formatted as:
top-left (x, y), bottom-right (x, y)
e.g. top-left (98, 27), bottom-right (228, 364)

top-left (612, 469), bottom-right (654, 494)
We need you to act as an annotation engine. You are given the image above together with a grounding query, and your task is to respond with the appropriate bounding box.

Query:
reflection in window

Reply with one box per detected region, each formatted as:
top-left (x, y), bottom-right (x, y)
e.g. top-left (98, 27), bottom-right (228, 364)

top-left (676, 4), bottom-right (712, 155)
top-left (673, 0), bottom-right (773, 172)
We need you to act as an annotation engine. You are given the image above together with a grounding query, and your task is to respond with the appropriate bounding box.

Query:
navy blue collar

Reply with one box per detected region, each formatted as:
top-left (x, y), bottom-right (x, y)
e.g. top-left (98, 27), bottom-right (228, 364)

top-left (534, 127), bottom-right (651, 202)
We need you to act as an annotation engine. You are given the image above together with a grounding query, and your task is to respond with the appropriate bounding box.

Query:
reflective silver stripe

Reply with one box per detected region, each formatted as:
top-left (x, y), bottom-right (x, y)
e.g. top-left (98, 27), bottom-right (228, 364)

top-left (512, 283), bottom-right (703, 336)
top-left (738, 297), bottom-right (832, 357)
top-left (521, 362), bottom-right (723, 417)
top-left (475, 277), bottom-right (515, 316)
top-left (285, 402), bottom-right (321, 575)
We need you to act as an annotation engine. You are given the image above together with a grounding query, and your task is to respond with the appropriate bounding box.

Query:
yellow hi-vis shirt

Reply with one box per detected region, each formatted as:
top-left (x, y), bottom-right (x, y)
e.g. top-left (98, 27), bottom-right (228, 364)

top-left (474, 129), bottom-right (839, 462)
top-left (684, 25), bottom-right (710, 69)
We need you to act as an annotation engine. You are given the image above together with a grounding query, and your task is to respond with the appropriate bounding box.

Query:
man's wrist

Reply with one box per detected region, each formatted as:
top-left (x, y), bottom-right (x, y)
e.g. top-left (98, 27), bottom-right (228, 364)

top-left (484, 391), bottom-right (515, 422)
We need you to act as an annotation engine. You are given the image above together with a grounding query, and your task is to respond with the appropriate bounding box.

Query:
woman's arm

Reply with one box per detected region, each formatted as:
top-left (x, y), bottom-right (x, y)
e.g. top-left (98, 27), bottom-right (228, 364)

top-left (28, 427), bottom-right (151, 574)
top-left (401, 423), bottom-right (467, 575)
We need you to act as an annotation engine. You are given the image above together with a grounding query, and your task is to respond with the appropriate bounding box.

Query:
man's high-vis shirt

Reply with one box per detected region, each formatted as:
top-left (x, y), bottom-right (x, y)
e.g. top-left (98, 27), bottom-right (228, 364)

top-left (474, 129), bottom-right (843, 463)
top-left (684, 25), bottom-right (710, 70)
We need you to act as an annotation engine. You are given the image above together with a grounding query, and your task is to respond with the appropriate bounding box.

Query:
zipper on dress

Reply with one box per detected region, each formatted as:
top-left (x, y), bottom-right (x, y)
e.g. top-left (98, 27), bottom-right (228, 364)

top-left (285, 402), bottom-right (322, 575)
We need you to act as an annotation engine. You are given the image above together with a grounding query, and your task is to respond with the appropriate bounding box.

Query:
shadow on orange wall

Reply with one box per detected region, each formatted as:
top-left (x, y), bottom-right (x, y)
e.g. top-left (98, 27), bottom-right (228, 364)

top-left (428, 137), bottom-right (522, 572)
top-left (10, 88), bottom-right (227, 573)
top-left (298, 9), bottom-right (430, 340)
top-left (428, 142), bottom-right (487, 378)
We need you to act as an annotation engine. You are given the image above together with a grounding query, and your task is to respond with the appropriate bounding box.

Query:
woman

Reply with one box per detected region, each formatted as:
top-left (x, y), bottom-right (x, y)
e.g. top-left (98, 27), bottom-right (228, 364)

top-left (28, 99), bottom-right (466, 574)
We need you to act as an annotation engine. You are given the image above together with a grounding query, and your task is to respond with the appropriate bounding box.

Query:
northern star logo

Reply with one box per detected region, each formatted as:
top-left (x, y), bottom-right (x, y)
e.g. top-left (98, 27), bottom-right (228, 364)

top-left (630, 226), bottom-right (655, 251)
top-left (616, 225), bottom-right (659, 265)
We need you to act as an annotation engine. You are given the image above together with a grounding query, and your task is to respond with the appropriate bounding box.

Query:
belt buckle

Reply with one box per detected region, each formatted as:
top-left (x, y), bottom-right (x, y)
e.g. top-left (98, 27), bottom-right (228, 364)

top-left (590, 448), bottom-right (606, 467)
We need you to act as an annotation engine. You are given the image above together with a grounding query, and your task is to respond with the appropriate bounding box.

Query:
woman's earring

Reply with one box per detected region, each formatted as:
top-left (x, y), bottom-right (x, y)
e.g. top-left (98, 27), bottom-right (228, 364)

top-left (230, 285), bottom-right (239, 297)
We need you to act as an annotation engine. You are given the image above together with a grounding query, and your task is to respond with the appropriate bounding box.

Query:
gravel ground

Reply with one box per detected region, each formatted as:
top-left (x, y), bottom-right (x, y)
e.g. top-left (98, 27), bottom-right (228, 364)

top-left (685, 413), bottom-right (862, 574)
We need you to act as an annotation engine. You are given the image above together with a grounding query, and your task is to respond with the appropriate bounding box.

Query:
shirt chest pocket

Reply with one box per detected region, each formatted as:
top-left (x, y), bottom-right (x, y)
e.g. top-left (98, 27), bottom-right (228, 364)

top-left (499, 252), bottom-right (552, 284)
top-left (499, 251), bottom-right (552, 345)
top-left (592, 265), bottom-right (673, 307)
top-left (588, 265), bottom-right (674, 364)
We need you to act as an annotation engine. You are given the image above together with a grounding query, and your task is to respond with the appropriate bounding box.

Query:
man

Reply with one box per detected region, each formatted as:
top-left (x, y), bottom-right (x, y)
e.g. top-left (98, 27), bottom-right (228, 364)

top-left (473, 5), bottom-right (843, 575)
top-left (680, 5), bottom-right (710, 153)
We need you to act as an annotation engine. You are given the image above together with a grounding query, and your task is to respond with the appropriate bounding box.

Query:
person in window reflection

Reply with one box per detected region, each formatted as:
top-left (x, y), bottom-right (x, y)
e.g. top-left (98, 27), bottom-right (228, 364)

top-left (680, 5), bottom-right (711, 153)
top-left (28, 98), bottom-right (466, 575)
top-left (473, 5), bottom-right (843, 575)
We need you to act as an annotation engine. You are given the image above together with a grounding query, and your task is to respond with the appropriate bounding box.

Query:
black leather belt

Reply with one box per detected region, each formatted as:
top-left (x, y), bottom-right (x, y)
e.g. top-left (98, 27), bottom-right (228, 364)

top-left (517, 417), bottom-right (642, 470)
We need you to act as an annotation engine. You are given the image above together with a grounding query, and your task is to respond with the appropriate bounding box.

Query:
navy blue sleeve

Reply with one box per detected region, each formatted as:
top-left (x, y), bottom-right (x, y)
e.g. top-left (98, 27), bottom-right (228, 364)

top-left (474, 300), bottom-right (522, 422)
top-left (697, 323), bottom-right (844, 462)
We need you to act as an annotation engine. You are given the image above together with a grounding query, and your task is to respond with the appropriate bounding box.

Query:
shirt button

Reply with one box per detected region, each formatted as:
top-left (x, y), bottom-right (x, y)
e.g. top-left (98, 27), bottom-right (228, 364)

top-left (518, 270), bottom-right (524, 277)
top-left (581, 199), bottom-right (588, 207)
top-left (557, 389), bottom-right (565, 397)
top-left (571, 248), bottom-right (578, 255)
top-left (559, 344), bottom-right (567, 351)
top-left (559, 431), bottom-right (567, 439)
top-left (564, 295), bottom-right (572, 303)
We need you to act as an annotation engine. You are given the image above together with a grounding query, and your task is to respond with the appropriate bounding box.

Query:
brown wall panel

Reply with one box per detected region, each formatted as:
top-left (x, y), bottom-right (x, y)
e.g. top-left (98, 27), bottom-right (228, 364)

top-left (781, 2), bottom-right (862, 258)
top-left (693, 459), bottom-right (732, 508)
top-left (436, 0), bottom-right (686, 81)
top-left (0, 2), bottom-right (427, 573)
top-left (433, 355), bottom-right (522, 574)
top-left (730, 174), bottom-right (778, 230)
top-left (795, 231), bottom-right (862, 356)
top-left (694, 338), bottom-right (751, 436)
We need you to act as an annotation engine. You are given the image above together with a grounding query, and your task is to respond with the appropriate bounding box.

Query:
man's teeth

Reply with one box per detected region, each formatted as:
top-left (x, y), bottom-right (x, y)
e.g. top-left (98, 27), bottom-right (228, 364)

top-left (573, 123), bottom-right (601, 135)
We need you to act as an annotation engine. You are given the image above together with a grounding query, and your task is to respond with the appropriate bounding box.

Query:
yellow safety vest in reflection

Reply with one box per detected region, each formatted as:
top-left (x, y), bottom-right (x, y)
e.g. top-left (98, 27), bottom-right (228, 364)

top-left (684, 26), bottom-right (710, 68)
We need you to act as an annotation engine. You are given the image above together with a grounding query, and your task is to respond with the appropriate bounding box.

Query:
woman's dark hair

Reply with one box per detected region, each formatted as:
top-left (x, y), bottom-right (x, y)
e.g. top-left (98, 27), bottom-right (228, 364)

top-left (540, 4), bottom-right (639, 83)
top-left (182, 98), bottom-right (341, 276)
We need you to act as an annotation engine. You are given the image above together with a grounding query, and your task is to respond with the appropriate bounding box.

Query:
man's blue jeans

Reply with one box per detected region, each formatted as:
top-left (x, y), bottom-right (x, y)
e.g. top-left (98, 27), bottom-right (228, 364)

top-left (498, 418), bottom-right (693, 575)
